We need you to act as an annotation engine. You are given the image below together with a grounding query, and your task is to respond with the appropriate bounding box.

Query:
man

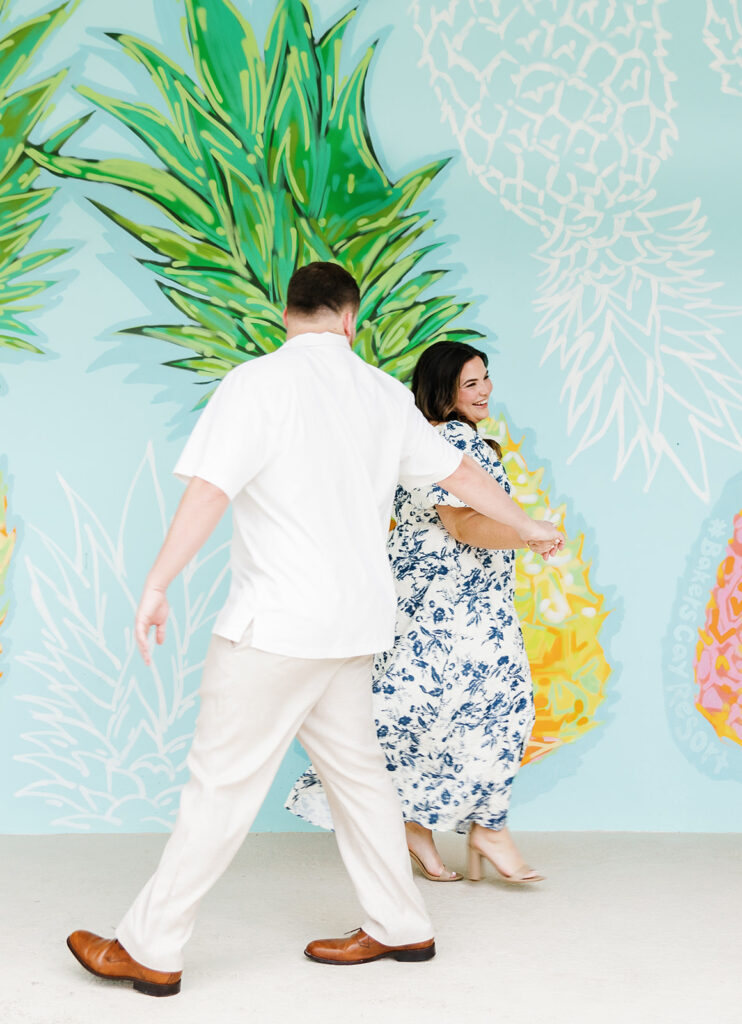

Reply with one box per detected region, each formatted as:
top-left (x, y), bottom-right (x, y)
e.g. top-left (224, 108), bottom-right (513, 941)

top-left (67, 262), bottom-right (562, 996)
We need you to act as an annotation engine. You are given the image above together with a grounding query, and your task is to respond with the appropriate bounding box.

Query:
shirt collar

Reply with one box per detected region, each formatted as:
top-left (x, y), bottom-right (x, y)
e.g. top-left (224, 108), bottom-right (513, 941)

top-left (282, 331), bottom-right (353, 351)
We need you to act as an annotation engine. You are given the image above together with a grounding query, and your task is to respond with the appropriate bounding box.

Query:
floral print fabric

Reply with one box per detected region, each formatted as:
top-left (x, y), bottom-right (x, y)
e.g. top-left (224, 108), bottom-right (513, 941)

top-left (287, 420), bottom-right (535, 833)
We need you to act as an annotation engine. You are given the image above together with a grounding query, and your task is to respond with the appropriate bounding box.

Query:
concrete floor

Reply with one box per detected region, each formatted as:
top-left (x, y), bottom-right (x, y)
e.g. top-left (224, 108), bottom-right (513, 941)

top-left (1, 831), bottom-right (740, 1024)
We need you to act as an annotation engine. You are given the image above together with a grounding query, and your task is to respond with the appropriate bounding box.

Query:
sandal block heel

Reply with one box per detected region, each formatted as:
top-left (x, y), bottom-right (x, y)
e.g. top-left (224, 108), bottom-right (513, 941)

top-left (467, 843), bottom-right (483, 882)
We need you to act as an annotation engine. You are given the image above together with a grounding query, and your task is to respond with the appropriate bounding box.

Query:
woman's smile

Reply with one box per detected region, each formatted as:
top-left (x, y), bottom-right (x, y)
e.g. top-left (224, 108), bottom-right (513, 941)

top-left (457, 356), bottom-right (493, 423)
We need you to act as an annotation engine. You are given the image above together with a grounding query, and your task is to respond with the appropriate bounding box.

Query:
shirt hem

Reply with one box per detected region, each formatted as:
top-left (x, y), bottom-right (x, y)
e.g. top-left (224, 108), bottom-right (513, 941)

top-left (212, 625), bottom-right (393, 661)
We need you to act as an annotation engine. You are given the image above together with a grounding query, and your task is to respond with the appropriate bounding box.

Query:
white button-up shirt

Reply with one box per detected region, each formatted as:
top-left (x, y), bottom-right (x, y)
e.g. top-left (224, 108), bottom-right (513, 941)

top-left (174, 331), bottom-right (463, 658)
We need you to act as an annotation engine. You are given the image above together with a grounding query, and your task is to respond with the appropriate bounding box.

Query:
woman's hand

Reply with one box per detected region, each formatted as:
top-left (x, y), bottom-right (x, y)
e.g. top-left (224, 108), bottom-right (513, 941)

top-left (135, 582), bottom-right (170, 665)
top-left (519, 517), bottom-right (564, 551)
top-left (526, 537), bottom-right (563, 561)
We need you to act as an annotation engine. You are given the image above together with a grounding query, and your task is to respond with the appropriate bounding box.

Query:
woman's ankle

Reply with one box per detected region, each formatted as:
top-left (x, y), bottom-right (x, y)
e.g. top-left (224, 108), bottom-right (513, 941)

top-left (405, 820), bottom-right (433, 840)
top-left (471, 823), bottom-right (509, 843)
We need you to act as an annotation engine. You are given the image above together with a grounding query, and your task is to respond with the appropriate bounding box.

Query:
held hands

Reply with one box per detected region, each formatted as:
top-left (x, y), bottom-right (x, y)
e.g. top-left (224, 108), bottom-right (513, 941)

top-left (526, 538), bottom-right (563, 560)
top-left (521, 518), bottom-right (565, 561)
top-left (135, 580), bottom-right (170, 666)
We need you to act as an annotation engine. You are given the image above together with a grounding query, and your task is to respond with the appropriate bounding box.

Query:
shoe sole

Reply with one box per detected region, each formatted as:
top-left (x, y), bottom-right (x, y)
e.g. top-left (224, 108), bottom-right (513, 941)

top-left (304, 943), bottom-right (436, 965)
top-left (66, 938), bottom-right (181, 997)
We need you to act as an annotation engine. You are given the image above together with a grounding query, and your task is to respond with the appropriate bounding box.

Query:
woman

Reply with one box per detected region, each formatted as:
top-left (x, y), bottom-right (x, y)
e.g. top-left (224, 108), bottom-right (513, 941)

top-left (287, 341), bottom-right (555, 883)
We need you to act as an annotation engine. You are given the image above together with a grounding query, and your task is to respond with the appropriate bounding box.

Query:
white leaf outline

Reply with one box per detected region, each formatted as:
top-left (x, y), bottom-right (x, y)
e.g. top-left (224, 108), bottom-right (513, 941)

top-left (704, 0), bottom-right (742, 97)
top-left (14, 443), bottom-right (229, 830)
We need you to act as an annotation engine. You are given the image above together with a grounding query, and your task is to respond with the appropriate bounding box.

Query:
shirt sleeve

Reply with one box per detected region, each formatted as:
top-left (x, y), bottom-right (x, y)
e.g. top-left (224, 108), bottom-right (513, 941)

top-left (398, 390), bottom-right (463, 489)
top-left (173, 366), bottom-right (268, 500)
top-left (408, 420), bottom-right (476, 509)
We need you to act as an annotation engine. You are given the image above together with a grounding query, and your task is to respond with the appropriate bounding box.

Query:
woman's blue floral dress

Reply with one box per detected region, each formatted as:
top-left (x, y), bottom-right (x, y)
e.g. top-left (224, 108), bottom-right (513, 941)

top-left (286, 420), bottom-right (535, 834)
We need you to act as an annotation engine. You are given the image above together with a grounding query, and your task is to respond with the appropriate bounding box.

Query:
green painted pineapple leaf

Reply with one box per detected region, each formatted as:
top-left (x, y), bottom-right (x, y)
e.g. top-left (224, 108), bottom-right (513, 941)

top-left (76, 86), bottom-right (202, 189)
top-left (316, 7), bottom-right (356, 111)
top-left (34, 111), bottom-right (93, 156)
top-left (0, 333), bottom-right (44, 353)
top-left (264, 0), bottom-right (321, 141)
top-left (377, 270), bottom-right (447, 313)
top-left (184, 0), bottom-right (266, 146)
top-left (0, 3), bottom-right (81, 356)
top-left (139, 263), bottom-right (283, 323)
top-left (109, 32), bottom-right (211, 118)
top-left (89, 200), bottom-right (230, 268)
top-left (0, 3), bottom-right (69, 93)
top-left (30, 0), bottom-right (483, 381)
top-left (0, 188), bottom-right (54, 228)
top-left (0, 72), bottom-right (66, 179)
top-left (211, 154), bottom-right (274, 288)
top-left (29, 149), bottom-right (220, 242)
top-left (268, 46), bottom-right (320, 209)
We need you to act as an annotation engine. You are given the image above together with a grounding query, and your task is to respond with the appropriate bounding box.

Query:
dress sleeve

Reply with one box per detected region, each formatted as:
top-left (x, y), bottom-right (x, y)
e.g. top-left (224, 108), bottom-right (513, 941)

top-left (398, 389), bottom-right (463, 489)
top-left (173, 365), bottom-right (269, 500)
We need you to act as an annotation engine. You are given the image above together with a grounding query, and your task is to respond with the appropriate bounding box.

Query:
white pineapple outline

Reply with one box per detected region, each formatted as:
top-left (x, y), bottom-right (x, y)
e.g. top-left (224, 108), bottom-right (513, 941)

top-left (704, 0), bottom-right (742, 96)
top-left (412, 0), bottom-right (742, 499)
top-left (15, 444), bottom-right (229, 831)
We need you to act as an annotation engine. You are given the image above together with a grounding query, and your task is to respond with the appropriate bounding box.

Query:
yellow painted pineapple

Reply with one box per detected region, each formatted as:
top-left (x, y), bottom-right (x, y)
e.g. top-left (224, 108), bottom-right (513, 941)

top-left (479, 418), bottom-right (611, 764)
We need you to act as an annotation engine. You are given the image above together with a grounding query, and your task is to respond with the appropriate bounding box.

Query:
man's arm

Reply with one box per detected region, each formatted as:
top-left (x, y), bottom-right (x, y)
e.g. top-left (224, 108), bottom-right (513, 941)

top-left (135, 477), bottom-right (230, 665)
top-left (438, 455), bottom-right (563, 548)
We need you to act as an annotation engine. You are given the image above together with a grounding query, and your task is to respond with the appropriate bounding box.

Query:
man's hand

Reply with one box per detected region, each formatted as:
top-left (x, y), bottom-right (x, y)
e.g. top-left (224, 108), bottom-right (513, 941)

top-left (135, 582), bottom-right (170, 666)
top-left (133, 477), bottom-right (229, 667)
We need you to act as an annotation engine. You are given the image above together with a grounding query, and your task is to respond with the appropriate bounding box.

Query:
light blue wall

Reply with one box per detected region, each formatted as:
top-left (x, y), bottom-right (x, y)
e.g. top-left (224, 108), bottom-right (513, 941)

top-left (2, 0), bottom-right (741, 833)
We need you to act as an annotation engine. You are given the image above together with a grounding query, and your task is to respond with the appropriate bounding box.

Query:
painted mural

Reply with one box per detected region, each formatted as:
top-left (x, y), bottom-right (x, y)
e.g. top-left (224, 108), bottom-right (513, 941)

top-left (0, 0), bottom-right (80, 677)
top-left (16, 446), bottom-right (229, 830)
top-left (0, 1), bottom-right (77, 355)
top-left (2, 0), bottom-right (741, 834)
top-left (0, 471), bottom-right (13, 681)
top-left (8, 0), bottom-right (610, 830)
top-left (31, 0), bottom-right (484, 393)
top-left (664, 470), bottom-right (742, 780)
top-left (695, 511), bottom-right (742, 746)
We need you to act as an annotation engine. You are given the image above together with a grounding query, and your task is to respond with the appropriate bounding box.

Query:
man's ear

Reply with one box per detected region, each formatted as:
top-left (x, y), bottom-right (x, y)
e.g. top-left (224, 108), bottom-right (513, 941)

top-left (282, 308), bottom-right (289, 327)
top-left (343, 307), bottom-right (357, 343)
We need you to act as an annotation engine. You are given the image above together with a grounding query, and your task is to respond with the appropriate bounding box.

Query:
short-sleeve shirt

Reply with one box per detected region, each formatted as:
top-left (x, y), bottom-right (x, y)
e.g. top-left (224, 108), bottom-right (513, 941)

top-left (174, 331), bottom-right (463, 658)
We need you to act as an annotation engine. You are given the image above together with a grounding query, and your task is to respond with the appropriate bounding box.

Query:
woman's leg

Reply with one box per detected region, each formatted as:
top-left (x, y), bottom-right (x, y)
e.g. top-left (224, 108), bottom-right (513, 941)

top-left (468, 822), bottom-right (542, 881)
top-left (404, 821), bottom-right (460, 880)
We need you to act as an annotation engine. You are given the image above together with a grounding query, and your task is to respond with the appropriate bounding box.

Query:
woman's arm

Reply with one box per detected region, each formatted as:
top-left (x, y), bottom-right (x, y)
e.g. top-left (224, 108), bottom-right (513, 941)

top-left (436, 505), bottom-right (525, 549)
top-left (437, 455), bottom-right (562, 549)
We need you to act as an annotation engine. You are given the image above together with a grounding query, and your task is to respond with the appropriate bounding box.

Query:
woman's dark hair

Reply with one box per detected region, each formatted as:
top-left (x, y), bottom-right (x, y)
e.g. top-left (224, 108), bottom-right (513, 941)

top-left (412, 341), bottom-right (502, 457)
top-left (286, 261), bottom-right (360, 315)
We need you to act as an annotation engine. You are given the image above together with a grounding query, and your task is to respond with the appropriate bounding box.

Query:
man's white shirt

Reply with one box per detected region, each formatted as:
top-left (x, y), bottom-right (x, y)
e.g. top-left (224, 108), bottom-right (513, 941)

top-left (174, 331), bottom-right (463, 658)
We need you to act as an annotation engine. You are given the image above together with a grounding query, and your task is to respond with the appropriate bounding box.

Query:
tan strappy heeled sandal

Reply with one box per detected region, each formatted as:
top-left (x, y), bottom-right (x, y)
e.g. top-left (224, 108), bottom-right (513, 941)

top-left (467, 828), bottom-right (544, 884)
top-left (409, 850), bottom-right (463, 882)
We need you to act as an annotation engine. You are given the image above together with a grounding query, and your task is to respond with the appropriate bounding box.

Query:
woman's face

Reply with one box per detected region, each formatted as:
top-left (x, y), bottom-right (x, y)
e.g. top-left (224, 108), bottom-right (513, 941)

top-left (455, 356), bottom-right (492, 423)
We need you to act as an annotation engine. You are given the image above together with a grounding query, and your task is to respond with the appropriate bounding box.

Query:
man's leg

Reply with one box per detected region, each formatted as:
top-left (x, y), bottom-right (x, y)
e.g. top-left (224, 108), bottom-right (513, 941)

top-left (115, 637), bottom-right (329, 973)
top-left (297, 655), bottom-right (433, 947)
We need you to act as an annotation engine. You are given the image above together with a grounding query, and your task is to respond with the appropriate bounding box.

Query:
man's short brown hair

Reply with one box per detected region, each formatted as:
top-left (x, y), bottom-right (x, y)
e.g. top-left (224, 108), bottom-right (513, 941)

top-left (286, 262), bottom-right (360, 316)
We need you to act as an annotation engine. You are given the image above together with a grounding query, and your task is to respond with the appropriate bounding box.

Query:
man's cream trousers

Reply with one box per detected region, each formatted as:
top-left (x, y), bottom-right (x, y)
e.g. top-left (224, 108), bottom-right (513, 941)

top-left (116, 635), bottom-right (433, 971)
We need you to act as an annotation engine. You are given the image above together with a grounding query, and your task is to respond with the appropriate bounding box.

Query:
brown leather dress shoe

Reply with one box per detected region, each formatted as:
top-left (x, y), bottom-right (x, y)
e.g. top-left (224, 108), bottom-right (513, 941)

top-left (66, 930), bottom-right (181, 997)
top-left (304, 928), bottom-right (435, 965)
